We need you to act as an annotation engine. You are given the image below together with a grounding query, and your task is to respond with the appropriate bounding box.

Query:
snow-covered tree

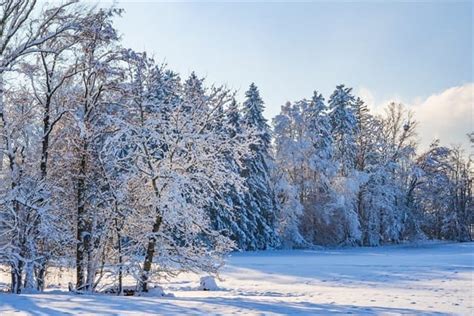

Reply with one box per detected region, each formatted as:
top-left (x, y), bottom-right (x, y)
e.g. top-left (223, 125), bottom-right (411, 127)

top-left (328, 85), bottom-right (358, 177)
top-left (102, 53), bottom-right (254, 292)
top-left (414, 142), bottom-right (472, 241)
top-left (0, 0), bottom-right (97, 293)
top-left (62, 7), bottom-right (124, 292)
top-left (238, 83), bottom-right (280, 249)
top-left (273, 95), bottom-right (326, 244)
top-left (270, 165), bottom-right (305, 248)
top-left (325, 85), bottom-right (362, 245)
top-left (0, 0), bottom-right (85, 171)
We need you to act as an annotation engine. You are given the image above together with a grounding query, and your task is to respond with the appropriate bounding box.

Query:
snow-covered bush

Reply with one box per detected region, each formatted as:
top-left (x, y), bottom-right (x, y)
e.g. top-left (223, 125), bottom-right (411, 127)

top-left (198, 276), bottom-right (219, 291)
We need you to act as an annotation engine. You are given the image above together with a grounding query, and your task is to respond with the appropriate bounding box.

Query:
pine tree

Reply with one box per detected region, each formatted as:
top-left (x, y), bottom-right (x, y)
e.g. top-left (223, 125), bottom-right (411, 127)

top-left (207, 98), bottom-right (247, 247)
top-left (183, 72), bottom-right (206, 113)
top-left (328, 85), bottom-right (358, 177)
top-left (306, 91), bottom-right (334, 183)
top-left (238, 83), bottom-right (280, 250)
top-left (326, 85), bottom-right (361, 245)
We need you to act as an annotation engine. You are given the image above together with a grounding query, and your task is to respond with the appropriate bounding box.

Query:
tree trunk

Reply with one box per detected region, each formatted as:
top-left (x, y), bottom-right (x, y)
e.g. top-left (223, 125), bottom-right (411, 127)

top-left (85, 241), bottom-right (97, 292)
top-left (34, 93), bottom-right (53, 292)
top-left (76, 145), bottom-right (88, 291)
top-left (23, 262), bottom-right (36, 291)
top-left (357, 190), bottom-right (367, 245)
top-left (40, 97), bottom-right (51, 178)
top-left (117, 230), bottom-right (123, 296)
top-left (36, 262), bottom-right (46, 291)
top-left (10, 261), bottom-right (23, 294)
top-left (8, 155), bottom-right (23, 294)
top-left (140, 213), bottom-right (162, 292)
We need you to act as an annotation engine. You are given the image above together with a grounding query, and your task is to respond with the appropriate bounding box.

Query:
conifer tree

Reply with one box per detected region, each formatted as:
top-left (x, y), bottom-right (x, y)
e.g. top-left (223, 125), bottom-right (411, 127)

top-left (239, 83), bottom-right (280, 249)
top-left (328, 85), bottom-right (358, 177)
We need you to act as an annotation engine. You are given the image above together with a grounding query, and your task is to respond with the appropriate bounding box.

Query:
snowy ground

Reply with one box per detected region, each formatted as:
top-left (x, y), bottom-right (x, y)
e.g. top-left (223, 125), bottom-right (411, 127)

top-left (0, 242), bottom-right (472, 315)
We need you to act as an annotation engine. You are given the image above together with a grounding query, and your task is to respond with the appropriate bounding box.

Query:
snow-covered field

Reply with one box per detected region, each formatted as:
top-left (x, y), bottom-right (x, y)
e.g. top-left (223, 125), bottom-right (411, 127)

top-left (0, 242), bottom-right (472, 315)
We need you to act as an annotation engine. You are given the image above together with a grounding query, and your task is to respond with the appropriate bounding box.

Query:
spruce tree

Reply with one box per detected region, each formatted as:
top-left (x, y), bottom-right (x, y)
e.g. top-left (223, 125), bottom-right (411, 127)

top-left (328, 85), bottom-right (358, 177)
top-left (327, 85), bottom-right (362, 245)
top-left (239, 83), bottom-right (280, 249)
top-left (307, 91), bottom-right (334, 180)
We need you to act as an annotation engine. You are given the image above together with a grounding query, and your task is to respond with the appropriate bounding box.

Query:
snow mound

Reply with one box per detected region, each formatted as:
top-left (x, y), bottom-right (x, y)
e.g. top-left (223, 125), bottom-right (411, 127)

top-left (141, 285), bottom-right (174, 297)
top-left (198, 276), bottom-right (219, 291)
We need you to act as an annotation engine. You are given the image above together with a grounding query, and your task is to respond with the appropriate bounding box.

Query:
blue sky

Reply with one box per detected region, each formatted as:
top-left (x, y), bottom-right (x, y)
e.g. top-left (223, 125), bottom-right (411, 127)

top-left (113, 1), bottom-right (473, 148)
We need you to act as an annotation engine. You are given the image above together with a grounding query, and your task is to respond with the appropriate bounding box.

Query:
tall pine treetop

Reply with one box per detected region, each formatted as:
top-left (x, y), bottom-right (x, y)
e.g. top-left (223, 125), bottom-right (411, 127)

top-left (146, 67), bottom-right (181, 112)
top-left (311, 90), bottom-right (326, 115)
top-left (183, 71), bottom-right (207, 112)
top-left (353, 97), bottom-right (370, 132)
top-left (242, 83), bottom-right (271, 146)
top-left (328, 84), bottom-right (357, 132)
top-left (226, 98), bottom-right (241, 136)
top-left (243, 83), bottom-right (267, 128)
top-left (328, 85), bottom-right (355, 109)
top-left (328, 84), bottom-right (358, 176)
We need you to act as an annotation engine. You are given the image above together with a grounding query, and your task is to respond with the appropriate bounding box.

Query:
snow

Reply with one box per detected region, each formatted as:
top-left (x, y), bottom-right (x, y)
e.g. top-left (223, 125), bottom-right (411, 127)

top-left (198, 276), bottom-right (219, 291)
top-left (0, 242), bottom-right (472, 315)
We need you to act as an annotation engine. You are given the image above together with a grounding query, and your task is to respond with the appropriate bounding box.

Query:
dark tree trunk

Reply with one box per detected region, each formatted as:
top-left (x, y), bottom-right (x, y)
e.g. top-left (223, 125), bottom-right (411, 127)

top-left (117, 234), bottom-right (123, 296)
top-left (76, 145), bottom-right (88, 291)
top-left (36, 262), bottom-right (46, 291)
top-left (10, 261), bottom-right (23, 294)
top-left (140, 213), bottom-right (162, 292)
top-left (8, 154), bottom-right (23, 294)
top-left (40, 96), bottom-right (51, 178)
top-left (116, 218), bottom-right (123, 296)
top-left (357, 190), bottom-right (368, 246)
top-left (35, 96), bottom-right (52, 292)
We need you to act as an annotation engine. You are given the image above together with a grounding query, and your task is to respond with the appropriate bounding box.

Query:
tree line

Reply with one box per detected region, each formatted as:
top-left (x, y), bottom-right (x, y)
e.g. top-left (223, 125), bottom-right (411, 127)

top-left (0, 1), bottom-right (471, 295)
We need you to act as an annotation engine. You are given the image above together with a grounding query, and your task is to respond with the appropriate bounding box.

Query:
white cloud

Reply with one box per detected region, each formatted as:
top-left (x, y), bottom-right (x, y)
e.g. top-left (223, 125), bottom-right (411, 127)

top-left (413, 83), bottom-right (472, 151)
top-left (357, 86), bottom-right (405, 117)
top-left (357, 86), bottom-right (376, 110)
top-left (357, 83), bottom-right (473, 151)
